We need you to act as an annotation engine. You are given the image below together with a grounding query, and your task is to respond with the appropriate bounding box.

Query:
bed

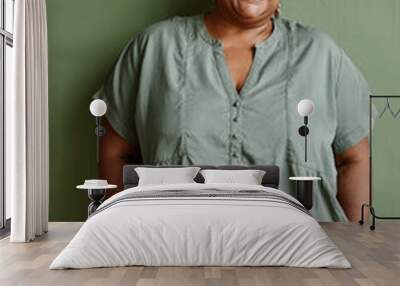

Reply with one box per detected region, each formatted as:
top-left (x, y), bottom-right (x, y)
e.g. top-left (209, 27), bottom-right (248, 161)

top-left (50, 165), bottom-right (350, 269)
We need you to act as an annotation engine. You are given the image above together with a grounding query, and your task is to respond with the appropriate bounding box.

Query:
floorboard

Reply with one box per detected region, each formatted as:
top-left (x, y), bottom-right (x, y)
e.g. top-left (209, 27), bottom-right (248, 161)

top-left (0, 222), bottom-right (399, 286)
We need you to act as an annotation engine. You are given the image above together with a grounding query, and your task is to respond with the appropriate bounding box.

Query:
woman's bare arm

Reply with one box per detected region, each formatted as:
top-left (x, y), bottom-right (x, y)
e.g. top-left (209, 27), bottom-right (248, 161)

top-left (99, 118), bottom-right (141, 197)
top-left (335, 137), bottom-right (369, 221)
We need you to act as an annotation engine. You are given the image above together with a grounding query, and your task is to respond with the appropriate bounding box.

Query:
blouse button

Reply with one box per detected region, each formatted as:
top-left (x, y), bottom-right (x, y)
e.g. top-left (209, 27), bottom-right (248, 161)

top-left (232, 134), bottom-right (237, 140)
top-left (233, 117), bottom-right (238, 122)
top-left (233, 101), bottom-right (239, 108)
top-left (232, 153), bottom-right (238, 158)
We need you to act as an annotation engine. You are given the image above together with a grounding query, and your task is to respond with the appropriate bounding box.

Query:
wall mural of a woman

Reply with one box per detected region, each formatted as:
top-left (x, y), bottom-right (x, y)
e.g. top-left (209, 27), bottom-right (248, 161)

top-left (96, 0), bottom-right (372, 222)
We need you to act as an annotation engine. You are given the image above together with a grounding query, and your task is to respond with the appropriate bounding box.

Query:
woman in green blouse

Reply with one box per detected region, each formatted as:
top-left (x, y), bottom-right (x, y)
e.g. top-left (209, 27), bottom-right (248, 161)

top-left (97, 0), bottom-right (371, 222)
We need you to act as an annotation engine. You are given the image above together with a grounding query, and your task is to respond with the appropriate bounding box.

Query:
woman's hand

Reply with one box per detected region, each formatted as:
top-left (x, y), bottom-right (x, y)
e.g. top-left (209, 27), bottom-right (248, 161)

top-left (335, 138), bottom-right (369, 221)
top-left (100, 118), bottom-right (141, 198)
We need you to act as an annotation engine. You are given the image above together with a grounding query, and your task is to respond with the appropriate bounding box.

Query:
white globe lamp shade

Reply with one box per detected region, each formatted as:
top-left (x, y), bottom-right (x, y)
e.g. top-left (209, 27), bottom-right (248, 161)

top-left (90, 99), bottom-right (107, 117)
top-left (297, 99), bottom-right (315, 117)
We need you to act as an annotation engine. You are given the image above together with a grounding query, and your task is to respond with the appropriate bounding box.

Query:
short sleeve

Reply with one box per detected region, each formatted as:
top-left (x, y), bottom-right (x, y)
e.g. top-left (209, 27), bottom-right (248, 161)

top-left (332, 49), bottom-right (372, 154)
top-left (94, 37), bottom-right (141, 146)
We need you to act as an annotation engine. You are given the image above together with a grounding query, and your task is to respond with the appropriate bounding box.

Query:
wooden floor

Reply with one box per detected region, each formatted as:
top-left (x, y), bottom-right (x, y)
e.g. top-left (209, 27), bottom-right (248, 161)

top-left (0, 222), bottom-right (399, 286)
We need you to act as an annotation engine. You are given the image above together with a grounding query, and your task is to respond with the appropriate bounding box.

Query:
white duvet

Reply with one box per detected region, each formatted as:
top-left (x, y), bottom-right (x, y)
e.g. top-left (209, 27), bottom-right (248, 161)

top-left (50, 183), bottom-right (351, 269)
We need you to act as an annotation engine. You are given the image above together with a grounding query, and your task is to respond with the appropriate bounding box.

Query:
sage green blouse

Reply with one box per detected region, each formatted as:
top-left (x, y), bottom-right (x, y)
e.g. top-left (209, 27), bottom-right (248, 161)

top-left (96, 15), bottom-right (371, 221)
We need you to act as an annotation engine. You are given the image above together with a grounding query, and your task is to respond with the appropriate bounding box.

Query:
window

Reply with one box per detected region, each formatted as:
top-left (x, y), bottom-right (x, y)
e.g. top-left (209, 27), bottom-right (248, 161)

top-left (0, 0), bottom-right (14, 231)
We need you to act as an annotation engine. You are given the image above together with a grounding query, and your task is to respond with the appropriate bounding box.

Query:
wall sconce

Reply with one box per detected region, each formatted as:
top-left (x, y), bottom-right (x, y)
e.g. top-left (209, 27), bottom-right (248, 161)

top-left (297, 99), bottom-right (315, 162)
top-left (89, 99), bottom-right (107, 164)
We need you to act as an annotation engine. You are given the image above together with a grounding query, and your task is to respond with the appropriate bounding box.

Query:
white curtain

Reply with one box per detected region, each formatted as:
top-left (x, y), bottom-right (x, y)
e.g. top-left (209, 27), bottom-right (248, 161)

top-left (6, 0), bottom-right (49, 242)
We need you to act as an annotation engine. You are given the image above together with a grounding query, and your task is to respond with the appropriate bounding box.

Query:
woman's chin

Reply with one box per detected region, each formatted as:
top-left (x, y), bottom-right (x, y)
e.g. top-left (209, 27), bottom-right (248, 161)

top-left (233, 3), bottom-right (269, 25)
top-left (234, 12), bottom-right (268, 27)
top-left (237, 2), bottom-right (267, 18)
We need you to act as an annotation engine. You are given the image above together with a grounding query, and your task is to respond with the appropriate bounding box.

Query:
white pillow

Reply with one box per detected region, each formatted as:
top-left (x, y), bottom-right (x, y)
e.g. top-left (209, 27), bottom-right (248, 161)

top-left (135, 167), bottom-right (201, 186)
top-left (200, 169), bottom-right (266, 185)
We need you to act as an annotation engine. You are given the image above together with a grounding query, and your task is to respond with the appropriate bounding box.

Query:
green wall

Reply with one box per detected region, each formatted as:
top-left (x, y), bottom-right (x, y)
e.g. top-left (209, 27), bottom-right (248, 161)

top-left (47, 0), bottom-right (400, 221)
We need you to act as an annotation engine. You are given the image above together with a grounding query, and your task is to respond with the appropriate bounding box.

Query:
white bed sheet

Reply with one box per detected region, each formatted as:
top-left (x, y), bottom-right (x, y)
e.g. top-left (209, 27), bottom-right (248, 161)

top-left (50, 183), bottom-right (350, 269)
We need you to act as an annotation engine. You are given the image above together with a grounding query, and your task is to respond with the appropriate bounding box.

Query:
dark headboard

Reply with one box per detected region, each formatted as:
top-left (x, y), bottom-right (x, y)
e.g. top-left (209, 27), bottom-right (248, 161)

top-left (123, 165), bottom-right (280, 189)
